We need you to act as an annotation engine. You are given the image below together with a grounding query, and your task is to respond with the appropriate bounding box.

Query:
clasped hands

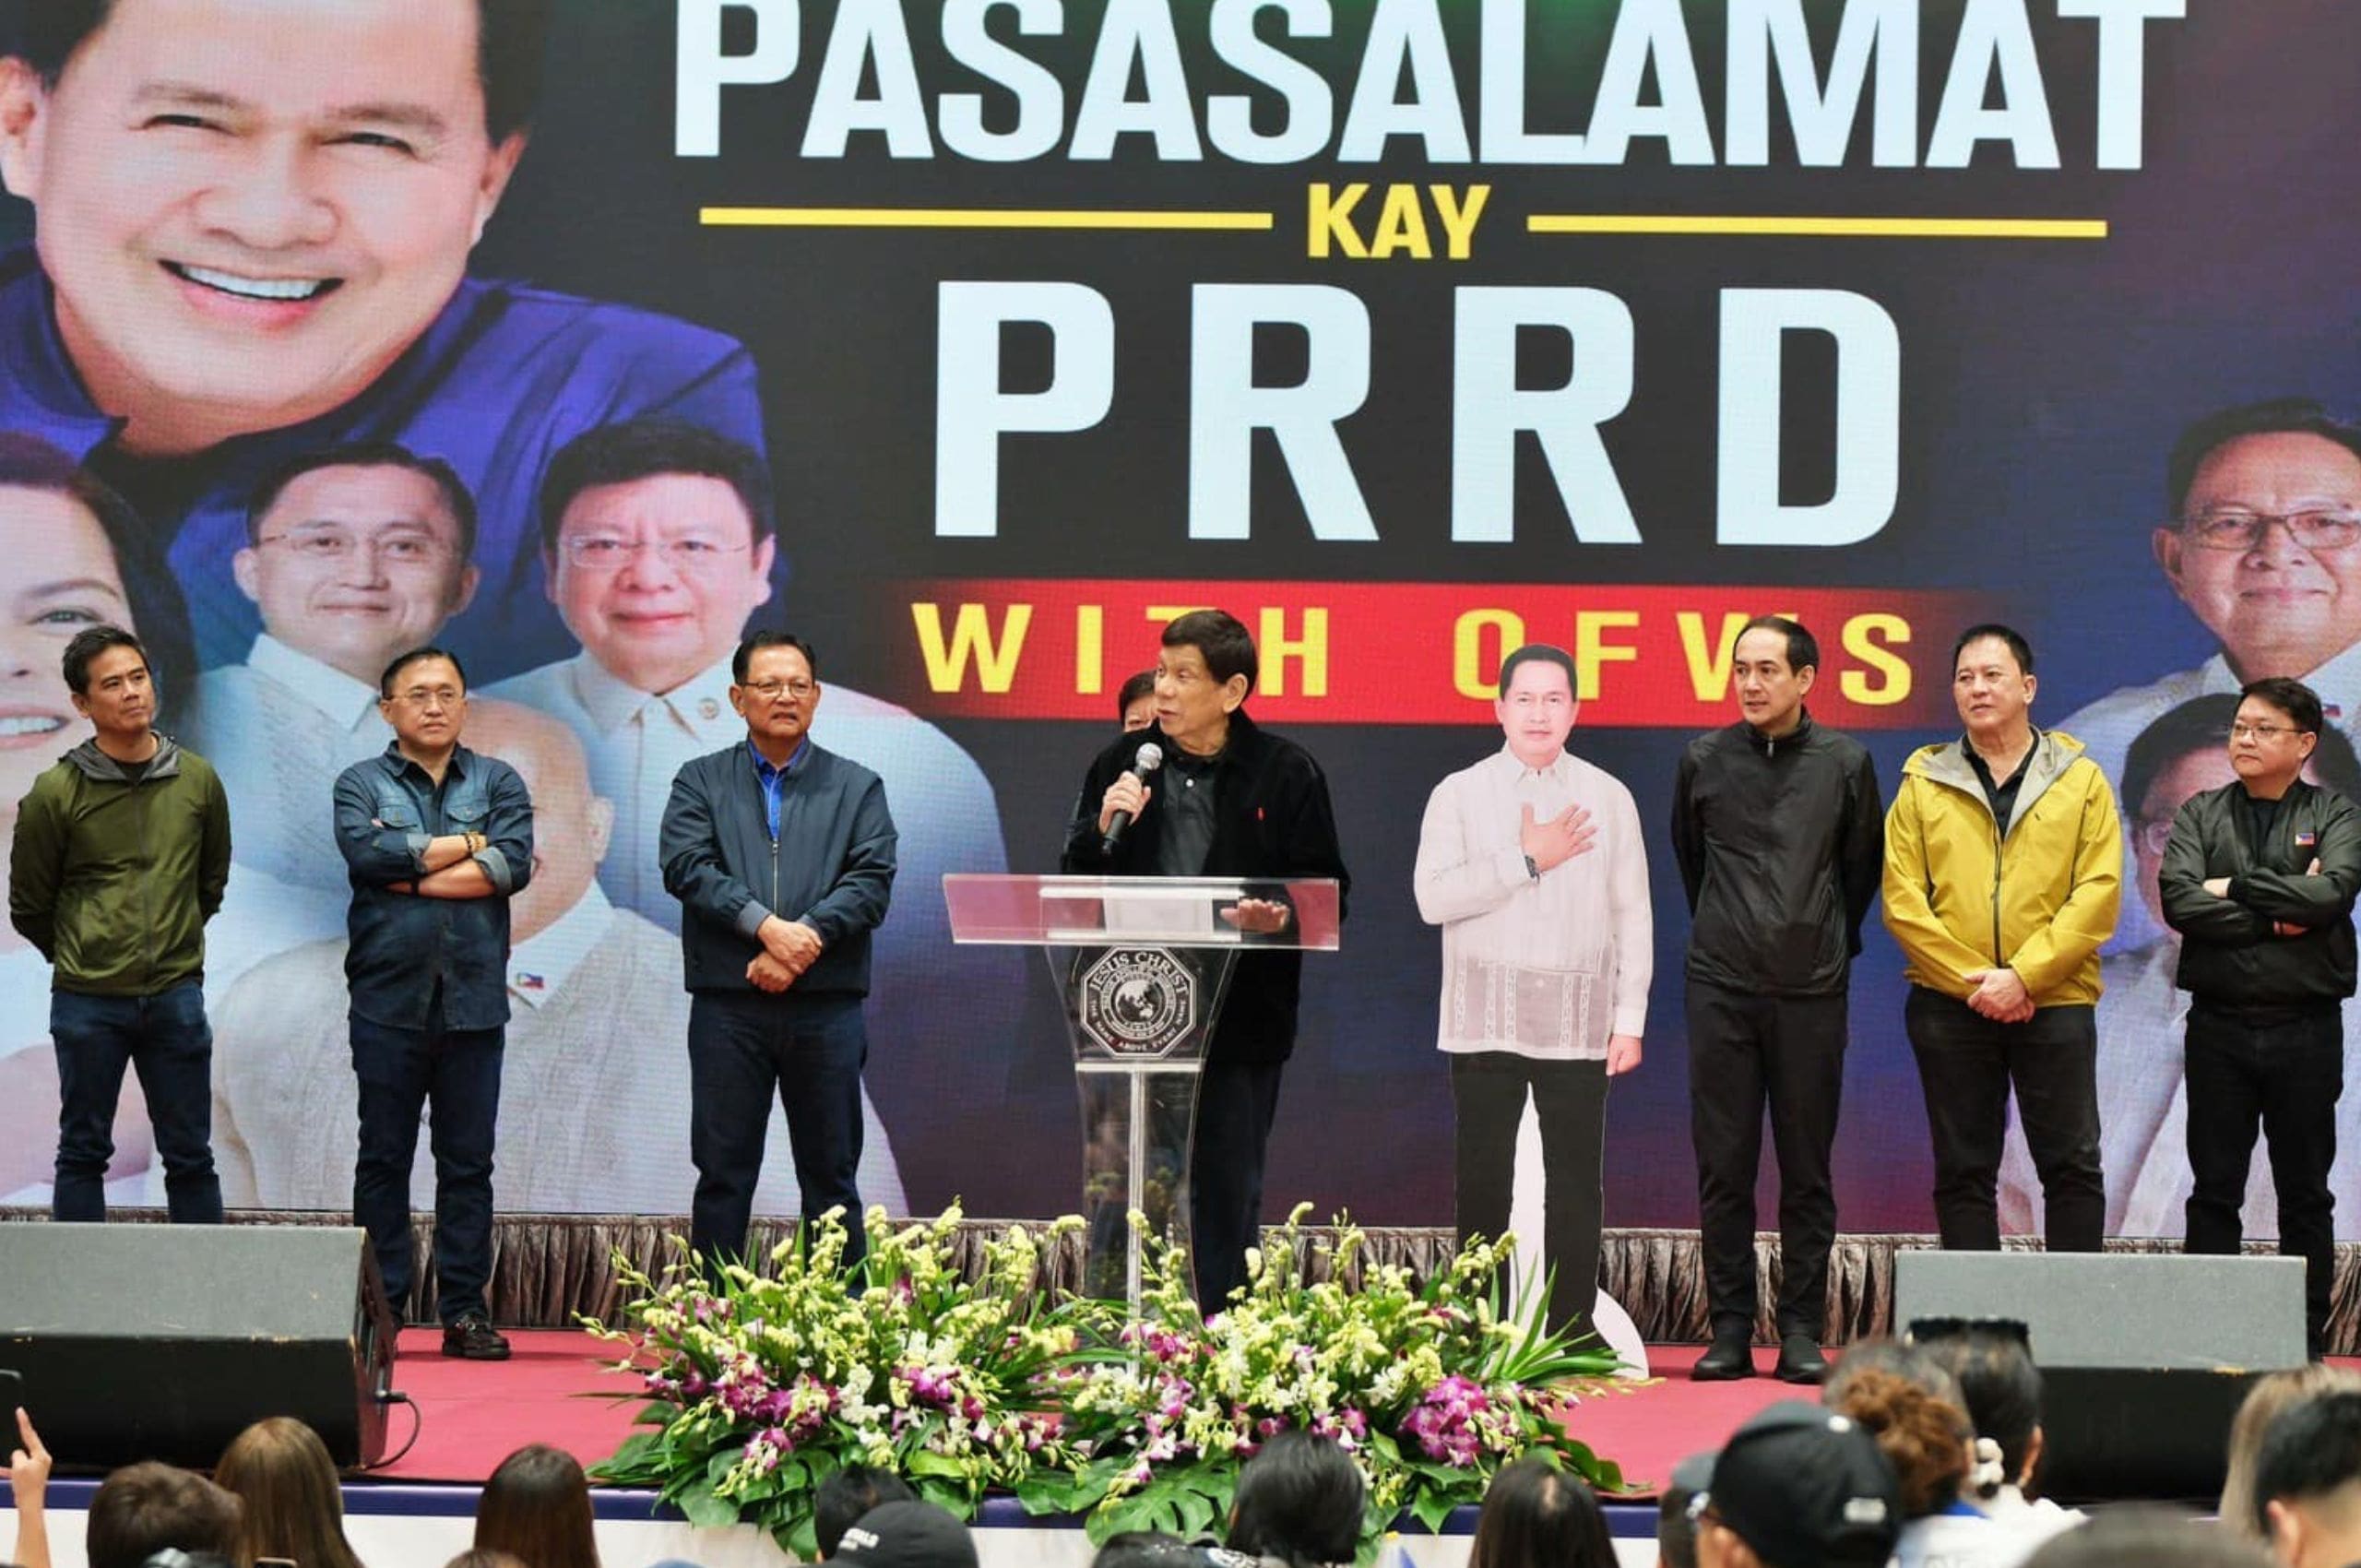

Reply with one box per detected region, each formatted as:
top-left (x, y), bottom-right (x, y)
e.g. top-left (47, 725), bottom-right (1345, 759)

top-left (748, 916), bottom-right (825, 992)
top-left (1963, 967), bottom-right (2035, 1023)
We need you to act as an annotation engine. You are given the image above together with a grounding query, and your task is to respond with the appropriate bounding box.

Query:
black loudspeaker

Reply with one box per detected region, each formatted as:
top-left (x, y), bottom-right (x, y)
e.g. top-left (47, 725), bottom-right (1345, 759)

top-left (1893, 1251), bottom-right (2306, 1502)
top-left (0, 1224), bottom-right (398, 1469)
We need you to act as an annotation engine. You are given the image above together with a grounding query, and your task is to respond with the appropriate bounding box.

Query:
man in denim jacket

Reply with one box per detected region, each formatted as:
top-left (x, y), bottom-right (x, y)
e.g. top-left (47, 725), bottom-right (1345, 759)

top-left (332, 645), bottom-right (532, 1360)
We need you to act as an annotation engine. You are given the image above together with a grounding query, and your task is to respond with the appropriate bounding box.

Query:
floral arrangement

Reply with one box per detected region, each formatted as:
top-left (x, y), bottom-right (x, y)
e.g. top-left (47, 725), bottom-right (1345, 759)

top-left (1038, 1206), bottom-right (1625, 1547)
top-left (588, 1208), bottom-right (1092, 1558)
top-left (590, 1205), bottom-right (1626, 1562)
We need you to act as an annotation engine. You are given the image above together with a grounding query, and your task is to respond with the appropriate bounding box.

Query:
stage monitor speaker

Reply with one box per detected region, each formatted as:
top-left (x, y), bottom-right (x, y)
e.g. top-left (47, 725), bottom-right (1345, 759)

top-left (0, 1223), bottom-right (397, 1469)
top-left (1893, 1251), bottom-right (2305, 1503)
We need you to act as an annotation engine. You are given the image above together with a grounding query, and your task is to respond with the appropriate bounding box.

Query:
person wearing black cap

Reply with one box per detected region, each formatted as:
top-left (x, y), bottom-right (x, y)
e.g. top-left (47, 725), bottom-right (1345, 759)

top-left (1689, 1401), bottom-right (1902, 1568)
top-left (831, 1500), bottom-right (977, 1568)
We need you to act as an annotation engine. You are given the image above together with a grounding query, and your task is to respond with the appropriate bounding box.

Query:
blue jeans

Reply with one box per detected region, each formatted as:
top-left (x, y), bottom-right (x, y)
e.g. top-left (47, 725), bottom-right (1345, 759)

top-left (351, 1007), bottom-right (504, 1324)
top-left (52, 982), bottom-right (222, 1224)
top-left (687, 991), bottom-right (868, 1270)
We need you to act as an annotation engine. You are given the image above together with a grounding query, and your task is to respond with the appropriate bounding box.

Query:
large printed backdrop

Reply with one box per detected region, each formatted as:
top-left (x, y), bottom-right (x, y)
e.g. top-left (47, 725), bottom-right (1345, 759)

top-left (1, 0), bottom-right (2356, 1236)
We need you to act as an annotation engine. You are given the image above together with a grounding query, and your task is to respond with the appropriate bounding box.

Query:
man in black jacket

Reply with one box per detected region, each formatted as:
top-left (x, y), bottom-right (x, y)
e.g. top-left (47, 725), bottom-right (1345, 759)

top-left (2160, 675), bottom-right (2361, 1357)
top-left (659, 630), bottom-right (896, 1270)
top-left (1062, 610), bottom-right (1349, 1310)
top-left (1671, 616), bottom-right (1883, 1384)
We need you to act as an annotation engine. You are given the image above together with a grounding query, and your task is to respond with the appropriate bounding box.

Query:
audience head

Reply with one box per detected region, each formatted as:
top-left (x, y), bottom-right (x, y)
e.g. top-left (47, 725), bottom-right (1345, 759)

top-left (215, 1416), bottom-right (362, 1568)
top-left (2020, 1507), bottom-right (2278, 1568)
top-left (1690, 1401), bottom-right (1899, 1568)
top-left (474, 1443), bottom-right (599, 1568)
top-left (1226, 1431), bottom-right (1365, 1568)
top-left (2224, 1367), bottom-right (2361, 1539)
top-left (832, 1500), bottom-right (979, 1568)
top-left (1822, 1340), bottom-right (1975, 1519)
top-left (1911, 1318), bottom-right (2046, 1498)
top-left (2254, 1389), bottom-right (2361, 1568)
top-left (85, 1463), bottom-right (242, 1568)
top-left (1467, 1455), bottom-right (1614, 1568)
top-left (815, 1466), bottom-right (916, 1560)
top-left (444, 1554), bottom-right (531, 1568)
top-left (1090, 1533), bottom-right (1197, 1568)
top-left (1655, 1452), bottom-right (1714, 1568)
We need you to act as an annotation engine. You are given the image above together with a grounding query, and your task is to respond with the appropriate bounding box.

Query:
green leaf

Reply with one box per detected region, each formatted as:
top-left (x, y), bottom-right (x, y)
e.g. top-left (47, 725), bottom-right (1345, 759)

top-left (678, 1490), bottom-right (742, 1529)
top-left (907, 1450), bottom-right (967, 1479)
top-left (1409, 1491), bottom-right (1456, 1536)
top-left (1173, 1488), bottom-right (1216, 1539)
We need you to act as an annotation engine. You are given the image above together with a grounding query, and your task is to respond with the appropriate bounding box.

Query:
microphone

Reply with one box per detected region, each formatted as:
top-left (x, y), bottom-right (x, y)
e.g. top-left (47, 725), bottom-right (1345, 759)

top-left (1101, 742), bottom-right (1165, 855)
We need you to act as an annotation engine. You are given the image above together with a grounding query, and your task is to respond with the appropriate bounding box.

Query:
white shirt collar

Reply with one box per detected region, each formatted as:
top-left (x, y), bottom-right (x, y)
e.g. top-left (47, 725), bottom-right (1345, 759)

top-left (2201, 643), bottom-right (2361, 718)
top-left (565, 651), bottom-right (741, 739)
top-left (507, 882), bottom-right (615, 1008)
top-left (1489, 742), bottom-right (1578, 783)
top-left (245, 633), bottom-right (382, 730)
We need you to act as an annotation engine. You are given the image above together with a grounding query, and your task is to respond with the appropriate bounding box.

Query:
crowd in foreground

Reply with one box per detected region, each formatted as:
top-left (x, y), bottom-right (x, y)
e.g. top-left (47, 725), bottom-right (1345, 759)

top-left (10, 1320), bottom-right (2361, 1568)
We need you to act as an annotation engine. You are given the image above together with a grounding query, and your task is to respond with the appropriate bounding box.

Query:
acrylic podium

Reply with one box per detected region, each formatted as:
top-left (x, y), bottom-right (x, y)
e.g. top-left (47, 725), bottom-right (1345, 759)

top-left (943, 873), bottom-right (1343, 1307)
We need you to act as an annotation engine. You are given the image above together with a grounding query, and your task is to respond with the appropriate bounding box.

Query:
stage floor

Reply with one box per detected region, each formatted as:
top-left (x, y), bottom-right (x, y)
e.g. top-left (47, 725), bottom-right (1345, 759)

top-left (376, 1329), bottom-right (1789, 1496)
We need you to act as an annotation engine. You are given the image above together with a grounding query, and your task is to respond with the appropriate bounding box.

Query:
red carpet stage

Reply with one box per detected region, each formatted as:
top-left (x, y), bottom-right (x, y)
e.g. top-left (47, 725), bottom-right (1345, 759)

top-left (375, 1328), bottom-right (1785, 1496)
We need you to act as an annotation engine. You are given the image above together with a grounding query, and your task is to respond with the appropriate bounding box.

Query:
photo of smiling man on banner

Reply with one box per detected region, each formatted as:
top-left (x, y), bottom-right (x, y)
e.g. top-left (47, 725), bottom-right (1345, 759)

top-left (0, 0), bottom-right (762, 670)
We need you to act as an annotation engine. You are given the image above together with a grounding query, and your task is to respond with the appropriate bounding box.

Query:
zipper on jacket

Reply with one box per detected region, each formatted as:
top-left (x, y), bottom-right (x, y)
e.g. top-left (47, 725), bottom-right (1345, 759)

top-left (137, 772), bottom-right (157, 992)
top-left (1988, 816), bottom-right (2006, 965)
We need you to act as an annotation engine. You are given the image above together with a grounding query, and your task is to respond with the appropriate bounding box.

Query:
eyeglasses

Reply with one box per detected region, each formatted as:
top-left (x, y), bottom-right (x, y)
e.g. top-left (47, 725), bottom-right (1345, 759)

top-left (560, 537), bottom-right (751, 572)
top-left (2173, 510), bottom-right (2361, 552)
top-left (740, 679), bottom-right (815, 701)
top-left (2231, 719), bottom-right (2308, 742)
top-left (256, 528), bottom-right (453, 564)
top-left (388, 685), bottom-right (465, 709)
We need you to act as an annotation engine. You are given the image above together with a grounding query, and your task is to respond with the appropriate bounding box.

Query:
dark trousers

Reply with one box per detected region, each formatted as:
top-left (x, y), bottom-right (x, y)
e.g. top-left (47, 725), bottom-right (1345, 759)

top-left (52, 982), bottom-right (221, 1224)
top-left (1686, 980), bottom-right (1845, 1338)
top-left (687, 990), bottom-right (869, 1272)
top-left (2184, 1003), bottom-right (2342, 1356)
top-left (351, 1006), bottom-right (504, 1324)
top-left (1905, 987), bottom-right (2104, 1252)
top-left (1452, 1051), bottom-right (1608, 1336)
top-left (1191, 1059), bottom-right (1286, 1311)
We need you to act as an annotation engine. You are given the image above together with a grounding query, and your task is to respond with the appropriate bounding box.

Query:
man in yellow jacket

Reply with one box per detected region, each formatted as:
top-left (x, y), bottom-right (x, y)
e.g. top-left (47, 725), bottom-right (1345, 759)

top-left (1884, 624), bottom-right (2123, 1251)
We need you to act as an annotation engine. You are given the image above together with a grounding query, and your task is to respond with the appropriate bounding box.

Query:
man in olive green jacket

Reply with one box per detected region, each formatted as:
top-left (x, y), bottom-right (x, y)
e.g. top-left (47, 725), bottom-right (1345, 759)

top-left (9, 626), bottom-right (231, 1223)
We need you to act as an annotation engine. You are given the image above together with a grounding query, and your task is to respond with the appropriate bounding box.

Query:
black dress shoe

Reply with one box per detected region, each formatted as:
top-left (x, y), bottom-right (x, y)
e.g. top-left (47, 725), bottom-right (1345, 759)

top-left (1691, 1332), bottom-right (1756, 1382)
top-left (1774, 1332), bottom-right (1828, 1384)
top-left (442, 1314), bottom-right (512, 1360)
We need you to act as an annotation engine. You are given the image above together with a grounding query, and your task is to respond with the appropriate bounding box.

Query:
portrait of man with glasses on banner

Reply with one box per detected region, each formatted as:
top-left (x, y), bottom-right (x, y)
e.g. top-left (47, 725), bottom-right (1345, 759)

top-left (194, 444), bottom-right (481, 897)
top-left (2060, 398), bottom-right (2361, 950)
top-left (489, 419), bottom-right (1017, 1207)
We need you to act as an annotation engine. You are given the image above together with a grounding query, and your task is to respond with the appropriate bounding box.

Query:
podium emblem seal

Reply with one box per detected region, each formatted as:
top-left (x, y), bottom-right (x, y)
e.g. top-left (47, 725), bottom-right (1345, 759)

top-left (1078, 947), bottom-right (1197, 1058)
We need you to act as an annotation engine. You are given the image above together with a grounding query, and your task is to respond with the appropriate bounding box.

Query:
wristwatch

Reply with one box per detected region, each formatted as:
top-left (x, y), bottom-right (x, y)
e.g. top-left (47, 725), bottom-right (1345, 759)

top-left (1523, 853), bottom-right (1540, 883)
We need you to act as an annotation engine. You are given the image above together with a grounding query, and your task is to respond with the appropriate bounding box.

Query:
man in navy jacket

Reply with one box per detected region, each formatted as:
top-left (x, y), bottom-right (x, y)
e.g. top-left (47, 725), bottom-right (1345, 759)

top-left (659, 631), bottom-right (896, 1269)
